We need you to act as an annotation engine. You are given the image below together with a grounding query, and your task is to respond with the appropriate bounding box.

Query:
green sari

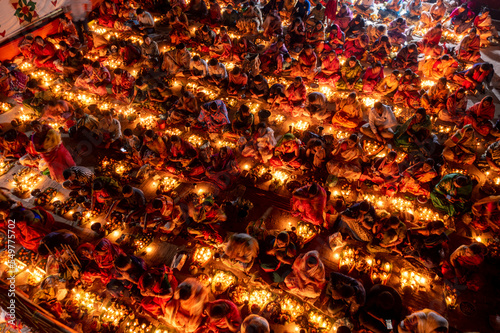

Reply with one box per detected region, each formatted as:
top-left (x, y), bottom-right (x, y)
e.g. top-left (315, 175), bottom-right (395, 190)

top-left (393, 114), bottom-right (432, 150)
top-left (430, 173), bottom-right (473, 216)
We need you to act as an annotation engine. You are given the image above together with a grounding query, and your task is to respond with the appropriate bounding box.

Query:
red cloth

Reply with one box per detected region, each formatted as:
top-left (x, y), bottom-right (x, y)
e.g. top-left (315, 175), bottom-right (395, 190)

top-left (139, 266), bottom-right (178, 316)
top-left (40, 143), bottom-right (76, 183)
top-left (325, 0), bottom-right (338, 20)
top-left (15, 207), bottom-right (55, 252)
top-left (290, 184), bottom-right (327, 226)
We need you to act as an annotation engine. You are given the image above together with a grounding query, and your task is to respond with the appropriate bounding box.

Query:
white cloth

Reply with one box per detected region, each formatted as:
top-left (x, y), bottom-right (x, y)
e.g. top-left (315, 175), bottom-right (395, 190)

top-left (368, 105), bottom-right (397, 133)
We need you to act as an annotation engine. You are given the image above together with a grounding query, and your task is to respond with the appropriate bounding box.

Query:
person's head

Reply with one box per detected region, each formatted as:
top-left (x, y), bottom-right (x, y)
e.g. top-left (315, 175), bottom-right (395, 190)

top-left (208, 58), bottom-right (218, 67)
top-left (256, 122), bottom-right (267, 136)
top-left (408, 43), bottom-right (418, 53)
top-left (435, 23), bottom-right (442, 30)
top-left (176, 43), bottom-right (186, 51)
top-left (178, 283), bottom-right (192, 300)
top-left (396, 17), bottom-right (404, 24)
top-left (306, 253), bottom-right (318, 268)
top-left (209, 302), bottom-right (229, 320)
top-left (380, 35), bottom-right (389, 43)
top-left (226, 4), bottom-right (233, 13)
top-left (441, 54), bottom-right (450, 62)
top-left (143, 35), bottom-right (152, 45)
top-left (347, 133), bottom-right (358, 148)
top-left (253, 74), bottom-right (264, 84)
top-left (386, 150), bottom-right (397, 163)
top-left (391, 70), bottom-right (399, 80)
top-left (283, 53), bottom-right (292, 63)
top-left (219, 146), bottom-right (229, 159)
top-left (69, 47), bottom-right (79, 57)
top-left (437, 77), bottom-right (447, 89)
top-left (359, 200), bottom-right (370, 213)
top-left (373, 101), bottom-right (383, 113)
top-left (469, 27), bottom-right (477, 36)
top-left (415, 107), bottom-right (426, 122)
top-left (482, 95), bottom-right (493, 108)
top-left (422, 158), bottom-right (435, 172)
top-left (388, 216), bottom-right (401, 229)
top-left (102, 110), bottom-right (113, 121)
top-left (404, 68), bottom-right (413, 79)
top-left (114, 254), bottom-right (132, 271)
top-left (152, 198), bottom-right (164, 211)
top-left (92, 60), bottom-right (101, 69)
top-left (315, 21), bottom-right (323, 31)
top-left (480, 8), bottom-right (489, 17)
top-left (114, 68), bottom-right (124, 76)
top-left (308, 182), bottom-right (319, 196)
top-left (338, 284), bottom-right (355, 299)
top-left (241, 315), bottom-right (270, 333)
top-left (453, 175), bottom-right (469, 188)
top-left (276, 231), bottom-right (289, 248)
top-left (123, 128), bottom-right (134, 138)
top-left (348, 56), bottom-right (357, 67)
top-left (348, 91), bottom-right (357, 102)
top-left (315, 3), bottom-right (323, 10)
top-left (239, 104), bottom-right (250, 116)
top-left (220, 26), bottom-right (227, 34)
top-left (429, 220), bottom-right (445, 235)
top-left (294, 76), bottom-right (303, 87)
top-left (93, 180), bottom-right (104, 191)
top-left (63, 168), bottom-right (76, 181)
top-left (277, 37), bottom-right (284, 48)
top-left (456, 87), bottom-right (465, 99)
top-left (192, 55), bottom-right (201, 64)
top-left (136, 8), bottom-right (144, 15)
top-left (232, 66), bottom-right (241, 76)
top-left (480, 62), bottom-right (491, 72)
top-left (144, 129), bottom-right (156, 142)
top-left (469, 242), bottom-right (488, 256)
top-left (59, 41), bottom-right (69, 50)
top-left (209, 101), bottom-right (219, 113)
top-left (31, 120), bottom-right (42, 133)
top-left (34, 36), bottom-right (45, 45)
top-left (3, 129), bottom-right (18, 143)
top-left (304, 44), bottom-right (313, 55)
top-left (122, 184), bottom-right (134, 197)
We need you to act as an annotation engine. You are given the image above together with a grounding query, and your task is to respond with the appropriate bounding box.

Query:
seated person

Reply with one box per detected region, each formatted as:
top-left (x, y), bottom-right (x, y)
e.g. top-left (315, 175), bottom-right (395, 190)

top-left (375, 70), bottom-right (399, 98)
top-left (420, 54), bottom-right (458, 81)
top-left (463, 96), bottom-right (495, 137)
top-left (359, 151), bottom-right (400, 196)
top-left (368, 36), bottom-right (391, 65)
top-left (188, 196), bottom-right (227, 226)
top-left (263, 10), bottom-right (283, 39)
top-left (232, 105), bottom-right (254, 136)
top-left (32, 36), bottom-right (58, 71)
top-left (362, 62), bottom-right (385, 93)
top-left (391, 43), bottom-right (418, 72)
top-left (205, 146), bottom-right (240, 190)
top-left (8, 206), bottom-right (55, 252)
top-left (442, 125), bottom-right (476, 165)
top-left (353, 0), bottom-right (375, 17)
top-left (162, 43), bottom-right (191, 76)
top-left (205, 58), bottom-right (228, 86)
top-left (325, 272), bottom-right (366, 317)
top-left (408, 221), bottom-right (449, 267)
top-left (168, 6), bottom-right (191, 45)
top-left (107, 254), bottom-right (147, 297)
top-left (0, 129), bottom-right (29, 159)
top-left (140, 129), bottom-right (168, 168)
top-left (259, 231), bottom-right (296, 283)
top-left (269, 133), bottom-right (303, 169)
top-left (339, 200), bottom-right (376, 242)
top-left (441, 88), bottom-right (467, 125)
top-left (452, 62), bottom-right (492, 93)
top-left (359, 285), bottom-right (403, 333)
top-left (283, 250), bottom-right (326, 299)
top-left (112, 68), bottom-right (136, 103)
top-left (134, 8), bottom-right (155, 34)
top-left (326, 24), bottom-right (345, 54)
top-left (118, 41), bottom-right (142, 66)
top-left (196, 24), bottom-right (217, 49)
top-left (457, 28), bottom-right (481, 63)
top-left (90, 177), bottom-right (122, 212)
top-left (431, 173), bottom-right (474, 216)
top-left (331, 92), bottom-right (362, 129)
top-left (248, 75), bottom-right (270, 100)
top-left (315, 51), bottom-right (340, 85)
top-left (305, 92), bottom-right (329, 121)
top-left (368, 216), bottom-right (407, 254)
top-left (293, 44), bottom-right (318, 81)
top-left (170, 90), bottom-right (199, 123)
top-left (360, 102), bottom-right (397, 143)
top-left (393, 107), bottom-right (433, 153)
top-left (291, 182), bottom-right (328, 227)
top-left (267, 83), bottom-right (287, 109)
top-left (197, 300), bottom-right (241, 333)
top-left (221, 233), bottom-right (259, 273)
top-left (227, 67), bottom-right (248, 96)
top-left (421, 77), bottom-right (449, 115)
top-left (188, 55), bottom-right (208, 80)
top-left (442, 243), bottom-right (487, 291)
top-left (62, 166), bottom-right (95, 192)
top-left (163, 278), bottom-right (208, 332)
top-left (197, 100), bottom-right (230, 133)
top-left (147, 82), bottom-right (170, 114)
top-left (398, 309), bottom-right (448, 333)
top-left (260, 38), bottom-right (288, 74)
top-left (399, 159), bottom-right (438, 198)
top-left (474, 8), bottom-right (500, 46)
top-left (471, 195), bottom-right (500, 234)
top-left (140, 35), bottom-right (160, 69)
top-left (105, 185), bottom-right (146, 224)
top-left (305, 21), bottom-right (325, 54)
top-left (343, 34), bottom-right (369, 59)
top-left (143, 196), bottom-right (185, 237)
top-left (209, 27), bottom-right (232, 59)
top-left (241, 122), bottom-right (277, 163)
top-left (393, 69), bottom-right (421, 109)
top-left (138, 265), bottom-right (177, 316)
top-left (336, 56), bottom-right (363, 91)
top-left (23, 80), bottom-right (54, 115)
top-left (326, 134), bottom-right (366, 183)
top-left (221, 5), bottom-right (240, 28)
top-left (166, 135), bottom-right (201, 177)
top-left (283, 76), bottom-right (307, 117)
top-left (122, 128), bottom-right (142, 164)
top-left (97, 110), bottom-right (122, 149)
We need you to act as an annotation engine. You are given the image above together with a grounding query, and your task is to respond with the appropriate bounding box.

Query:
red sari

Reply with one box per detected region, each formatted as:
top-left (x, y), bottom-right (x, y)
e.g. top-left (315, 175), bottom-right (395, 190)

top-left (362, 67), bottom-right (384, 93)
top-left (463, 97), bottom-right (495, 136)
top-left (32, 41), bottom-right (58, 71)
top-left (14, 206), bottom-right (55, 252)
top-left (198, 300), bottom-right (241, 333)
top-left (290, 184), bottom-right (327, 226)
top-left (138, 266), bottom-right (178, 316)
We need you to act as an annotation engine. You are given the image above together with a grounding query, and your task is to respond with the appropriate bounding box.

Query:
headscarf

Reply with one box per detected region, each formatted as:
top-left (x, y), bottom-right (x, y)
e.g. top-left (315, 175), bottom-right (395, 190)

top-left (276, 133), bottom-right (296, 147)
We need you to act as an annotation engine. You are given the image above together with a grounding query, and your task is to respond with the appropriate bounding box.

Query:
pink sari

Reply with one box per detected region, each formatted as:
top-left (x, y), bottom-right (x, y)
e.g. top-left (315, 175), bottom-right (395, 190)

top-left (290, 184), bottom-right (327, 226)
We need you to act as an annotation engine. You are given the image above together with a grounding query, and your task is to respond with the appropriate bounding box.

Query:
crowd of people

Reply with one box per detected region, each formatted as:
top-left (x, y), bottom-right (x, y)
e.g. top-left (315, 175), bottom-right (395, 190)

top-left (1, 0), bottom-right (500, 331)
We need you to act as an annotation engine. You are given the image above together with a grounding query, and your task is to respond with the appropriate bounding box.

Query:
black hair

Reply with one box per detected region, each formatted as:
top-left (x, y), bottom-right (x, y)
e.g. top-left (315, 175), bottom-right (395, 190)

top-left (114, 254), bottom-right (131, 269)
top-left (123, 128), bottom-right (133, 137)
top-left (178, 283), bottom-right (192, 300)
top-left (63, 169), bottom-right (72, 180)
top-left (152, 198), bottom-right (164, 209)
